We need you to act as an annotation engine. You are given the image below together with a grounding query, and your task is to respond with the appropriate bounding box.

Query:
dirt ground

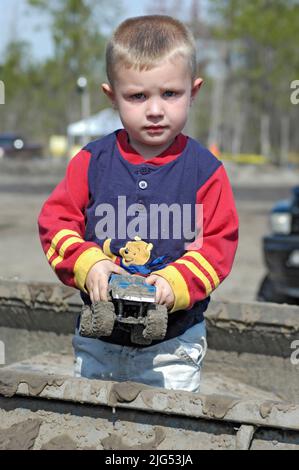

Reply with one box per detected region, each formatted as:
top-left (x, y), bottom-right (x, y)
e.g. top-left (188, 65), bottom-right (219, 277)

top-left (0, 159), bottom-right (297, 303)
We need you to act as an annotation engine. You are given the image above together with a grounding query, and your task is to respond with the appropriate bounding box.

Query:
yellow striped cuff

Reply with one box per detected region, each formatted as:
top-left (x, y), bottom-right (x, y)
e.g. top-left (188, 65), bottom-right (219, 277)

top-left (74, 247), bottom-right (110, 292)
top-left (152, 265), bottom-right (190, 313)
top-left (175, 259), bottom-right (212, 296)
top-left (183, 251), bottom-right (220, 288)
top-left (46, 229), bottom-right (81, 260)
top-left (59, 236), bottom-right (84, 257)
top-left (50, 237), bottom-right (85, 270)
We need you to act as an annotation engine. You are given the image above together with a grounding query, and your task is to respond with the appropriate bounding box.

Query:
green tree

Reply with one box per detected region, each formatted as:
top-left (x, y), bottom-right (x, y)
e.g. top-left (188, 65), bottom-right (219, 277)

top-left (28, 0), bottom-right (121, 134)
top-left (209, 0), bottom-right (299, 159)
top-left (0, 0), bottom-right (121, 145)
top-left (0, 41), bottom-right (39, 134)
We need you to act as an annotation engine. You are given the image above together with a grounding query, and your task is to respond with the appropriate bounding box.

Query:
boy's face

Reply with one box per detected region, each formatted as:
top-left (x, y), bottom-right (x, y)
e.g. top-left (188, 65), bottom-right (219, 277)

top-left (102, 56), bottom-right (203, 157)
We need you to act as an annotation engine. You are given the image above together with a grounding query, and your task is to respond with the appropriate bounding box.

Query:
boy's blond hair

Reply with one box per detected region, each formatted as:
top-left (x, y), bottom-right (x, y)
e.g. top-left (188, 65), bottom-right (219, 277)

top-left (106, 15), bottom-right (197, 84)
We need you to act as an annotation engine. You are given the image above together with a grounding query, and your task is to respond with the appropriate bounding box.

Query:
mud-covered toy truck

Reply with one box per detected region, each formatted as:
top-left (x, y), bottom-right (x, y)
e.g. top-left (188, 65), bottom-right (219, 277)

top-left (79, 274), bottom-right (168, 345)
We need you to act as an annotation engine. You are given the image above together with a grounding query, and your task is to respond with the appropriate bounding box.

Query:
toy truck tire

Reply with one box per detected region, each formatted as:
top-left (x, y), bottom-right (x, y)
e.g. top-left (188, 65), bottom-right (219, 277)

top-left (79, 305), bottom-right (94, 337)
top-left (92, 301), bottom-right (116, 336)
top-left (143, 304), bottom-right (168, 341)
top-left (130, 325), bottom-right (152, 346)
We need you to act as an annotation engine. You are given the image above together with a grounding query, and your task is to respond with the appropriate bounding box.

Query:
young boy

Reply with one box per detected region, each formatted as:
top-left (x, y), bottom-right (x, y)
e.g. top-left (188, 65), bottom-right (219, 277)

top-left (38, 15), bottom-right (238, 393)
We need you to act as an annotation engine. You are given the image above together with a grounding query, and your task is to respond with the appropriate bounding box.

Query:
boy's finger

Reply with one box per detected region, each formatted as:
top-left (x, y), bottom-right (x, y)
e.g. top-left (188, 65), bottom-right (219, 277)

top-left (112, 265), bottom-right (128, 275)
top-left (160, 290), bottom-right (168, 306)
top-left (145, 275), bottom-right (157, 285)
top-left (99, 277), bottom-right (108, 301)
top-left (155, 285), bottom-right (162, 304)
top-left (92, 284), bottom-right (100, 303)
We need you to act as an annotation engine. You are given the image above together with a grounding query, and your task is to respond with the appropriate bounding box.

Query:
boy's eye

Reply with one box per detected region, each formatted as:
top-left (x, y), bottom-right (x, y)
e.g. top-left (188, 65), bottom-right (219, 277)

top-left (163, 90), bottom-right (177, 98)
top-left (130, 93), bottom-right (146, 100)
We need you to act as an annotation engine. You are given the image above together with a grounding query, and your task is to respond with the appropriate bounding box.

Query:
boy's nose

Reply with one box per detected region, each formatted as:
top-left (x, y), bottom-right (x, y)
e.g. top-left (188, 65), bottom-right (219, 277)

top-left (146, 98), bottom-right (164, 118)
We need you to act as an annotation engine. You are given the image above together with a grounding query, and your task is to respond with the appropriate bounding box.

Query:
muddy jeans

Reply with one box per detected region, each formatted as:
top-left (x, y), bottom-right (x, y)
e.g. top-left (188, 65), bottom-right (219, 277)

top-left (72, 320), bottom-right (207, 393)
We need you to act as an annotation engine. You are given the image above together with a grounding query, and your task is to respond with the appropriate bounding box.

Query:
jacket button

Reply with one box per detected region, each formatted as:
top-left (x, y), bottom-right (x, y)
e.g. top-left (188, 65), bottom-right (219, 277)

top-left (138, 180), bottom-right (148, 190)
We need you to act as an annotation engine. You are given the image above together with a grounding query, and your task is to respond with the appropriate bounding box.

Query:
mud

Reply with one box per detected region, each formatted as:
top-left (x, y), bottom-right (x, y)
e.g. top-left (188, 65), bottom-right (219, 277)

top-left (205, 350), bottom-right (299, 404)
top-left (0, 405), bottom-right (237, 450)
top-left (3, 356), bottom-right (297, 428)
top-left (259, 401), bottom-right (298, 420)
top-left (0, 370), bottom-right (64, 397)
top-left (78, 305), bottom-right (93, 337)
top-left (79, 302), bottom-right (116, 338)
top-left (143, 305), bottom-right (168, 340)
top-left (108, 382), bottom-right (149, 407)
top-left (101, 427), bottom-right (166, 451)
top-left (80, 299), bottom-right (168, 343)
top-left (1, 368), bottom-right (299, 449)
top-left (201, 394), bottom-right (240, 419)
top-left (92, 301), bottom-right (116, 336)
top-left (1, 280), bottom-right (299, 448)
top-left (41, 434), bottom-right (79, 450)
top-left (1, 346), bottom-right (299, 450)
top-left (0, 326), bottom-right (73, 365)
top-left (0, 418), bottom-right (41, 450)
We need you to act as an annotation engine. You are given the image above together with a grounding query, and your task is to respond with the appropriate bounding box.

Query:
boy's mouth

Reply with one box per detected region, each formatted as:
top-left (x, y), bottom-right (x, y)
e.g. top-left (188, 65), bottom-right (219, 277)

top-left (144, 126), bottom-right (167, 132)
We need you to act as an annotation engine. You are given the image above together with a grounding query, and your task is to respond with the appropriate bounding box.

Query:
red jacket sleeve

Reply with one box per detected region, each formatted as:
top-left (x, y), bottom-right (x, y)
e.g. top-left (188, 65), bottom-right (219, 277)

top-left (153, 165), bottom-right (239, 312)
top-left (38, 150), bottom-right (110, 291)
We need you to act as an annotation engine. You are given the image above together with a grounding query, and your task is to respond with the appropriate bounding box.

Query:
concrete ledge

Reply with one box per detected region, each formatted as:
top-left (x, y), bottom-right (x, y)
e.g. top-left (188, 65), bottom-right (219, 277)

top-left (1, 280), bottom-right (299, 357)
top-left (0, 368), bottom-right (299, 433)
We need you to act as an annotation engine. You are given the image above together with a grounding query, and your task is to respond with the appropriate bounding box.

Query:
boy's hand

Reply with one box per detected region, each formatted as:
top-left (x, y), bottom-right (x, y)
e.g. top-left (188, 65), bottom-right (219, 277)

top-left (86, 260), bottom-right (127, 303)
top-left (145, 275), bottom-right (175, 310)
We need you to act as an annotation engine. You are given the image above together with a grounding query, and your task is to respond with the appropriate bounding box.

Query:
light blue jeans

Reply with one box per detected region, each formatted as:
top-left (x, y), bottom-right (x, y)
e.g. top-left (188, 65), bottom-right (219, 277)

top-left (72, 320), bottom-right (207, 393)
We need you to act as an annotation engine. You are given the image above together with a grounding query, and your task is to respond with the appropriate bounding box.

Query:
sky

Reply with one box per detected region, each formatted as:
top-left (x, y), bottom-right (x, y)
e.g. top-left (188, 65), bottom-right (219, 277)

top-left (0, 0), bottom-right (148, 60)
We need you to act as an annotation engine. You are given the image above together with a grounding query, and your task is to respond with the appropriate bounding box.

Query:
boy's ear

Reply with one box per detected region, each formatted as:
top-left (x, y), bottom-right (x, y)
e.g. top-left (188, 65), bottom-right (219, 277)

top-left (191, 78), bottom-right (204, 101)
top-left (102, 83), bottom-right (116, 107)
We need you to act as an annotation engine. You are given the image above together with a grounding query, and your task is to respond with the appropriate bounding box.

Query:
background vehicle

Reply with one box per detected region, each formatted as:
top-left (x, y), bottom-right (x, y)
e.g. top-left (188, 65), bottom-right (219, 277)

top-left (257, 186), bottom-right (299, 304)
top-left (0, 133), bottom-right (43, 158)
